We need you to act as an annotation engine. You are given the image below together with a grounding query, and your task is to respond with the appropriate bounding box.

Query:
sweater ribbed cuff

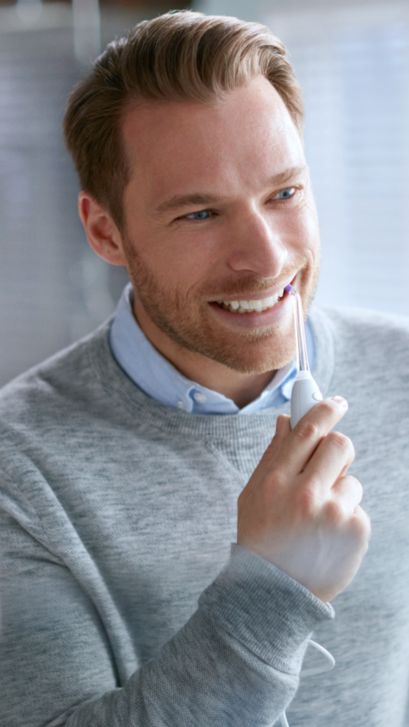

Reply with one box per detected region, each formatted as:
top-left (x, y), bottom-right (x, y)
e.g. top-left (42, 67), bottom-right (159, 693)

top-left (198, 543), bottom-right (334, 675)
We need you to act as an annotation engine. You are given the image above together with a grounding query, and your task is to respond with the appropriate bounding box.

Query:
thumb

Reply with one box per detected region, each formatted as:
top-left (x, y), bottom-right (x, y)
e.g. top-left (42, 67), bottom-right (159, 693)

top-left (261, 415), bottom-right (290, 462)
top-left (275, 414), bottom-right (291, 438)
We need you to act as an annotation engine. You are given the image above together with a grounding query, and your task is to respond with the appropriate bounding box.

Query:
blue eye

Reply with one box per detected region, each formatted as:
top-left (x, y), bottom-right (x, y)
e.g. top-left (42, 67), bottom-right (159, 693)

top-left (275, 187), bottom-right (296, 200)
top-left (184, 209), bottom-right (213, 221)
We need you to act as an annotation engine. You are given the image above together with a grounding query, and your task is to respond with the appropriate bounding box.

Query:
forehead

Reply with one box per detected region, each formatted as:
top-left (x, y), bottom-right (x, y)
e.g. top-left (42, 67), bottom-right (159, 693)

top-left (121, 76), bottom-right (305, 200)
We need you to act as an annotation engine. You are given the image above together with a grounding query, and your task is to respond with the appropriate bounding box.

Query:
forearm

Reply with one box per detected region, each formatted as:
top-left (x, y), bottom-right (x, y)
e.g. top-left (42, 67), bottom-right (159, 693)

top-left (1, 494), bottom-right (333, 727)
top-left (62, 546), bottom-right (333, 727)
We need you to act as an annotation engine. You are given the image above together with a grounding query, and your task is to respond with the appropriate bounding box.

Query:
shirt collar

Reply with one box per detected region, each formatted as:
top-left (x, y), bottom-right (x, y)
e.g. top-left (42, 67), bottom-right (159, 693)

top-left (109, 283), bottom-right (314, 415)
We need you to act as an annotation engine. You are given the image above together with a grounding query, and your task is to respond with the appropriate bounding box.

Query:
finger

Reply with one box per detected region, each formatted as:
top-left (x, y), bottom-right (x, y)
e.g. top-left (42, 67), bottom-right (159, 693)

top-left (350, 505), bottom-right (371, 543)
top-left (321, 476), bottom-right (363, 526)
top-left (275, 414), bottom-right (291, 439)
top-left (273, 396), bottom-right (349, 477)
top-left (259, 415), bottom-right (291, 467)
top-left (331, 475), bottom-right (363, 512)
top-left (300, 430), bottom-right (355, 492)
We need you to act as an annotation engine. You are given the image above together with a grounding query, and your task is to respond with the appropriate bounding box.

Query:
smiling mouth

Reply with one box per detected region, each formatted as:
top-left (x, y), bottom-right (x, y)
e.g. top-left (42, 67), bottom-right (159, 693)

top-left (210, 276), bottom-right (296, 314)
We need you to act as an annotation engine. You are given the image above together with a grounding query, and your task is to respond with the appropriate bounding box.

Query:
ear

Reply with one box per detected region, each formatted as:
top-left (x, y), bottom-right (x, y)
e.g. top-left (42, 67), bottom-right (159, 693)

top-left (78, 191), bottom-right (127, 267)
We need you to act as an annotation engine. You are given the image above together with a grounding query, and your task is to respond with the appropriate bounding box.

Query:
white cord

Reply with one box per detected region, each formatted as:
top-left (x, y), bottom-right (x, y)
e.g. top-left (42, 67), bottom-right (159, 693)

top-left (301, 639), bottom-right (335, 677)
top-left (279, 711), bottom-right (290, 727)
top-left (278, 638), bottom-right (335, 726)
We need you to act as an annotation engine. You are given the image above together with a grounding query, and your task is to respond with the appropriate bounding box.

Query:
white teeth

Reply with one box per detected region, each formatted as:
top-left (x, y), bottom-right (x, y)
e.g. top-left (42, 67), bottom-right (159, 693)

top-left (218, 288), bottom-right (287, 313)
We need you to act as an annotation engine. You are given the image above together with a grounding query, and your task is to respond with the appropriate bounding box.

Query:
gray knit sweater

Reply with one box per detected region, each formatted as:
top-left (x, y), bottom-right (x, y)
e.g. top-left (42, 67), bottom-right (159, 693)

top-left (1, 304), bottom-right (409, 726)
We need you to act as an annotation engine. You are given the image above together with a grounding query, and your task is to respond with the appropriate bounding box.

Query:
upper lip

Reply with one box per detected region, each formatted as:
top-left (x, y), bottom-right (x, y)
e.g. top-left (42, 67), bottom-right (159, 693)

top-left (213, 275), bottom-right (296, 302)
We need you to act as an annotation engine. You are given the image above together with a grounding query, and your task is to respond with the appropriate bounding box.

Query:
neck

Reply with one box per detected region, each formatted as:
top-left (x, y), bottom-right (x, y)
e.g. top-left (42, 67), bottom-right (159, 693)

top-left (133, 305), bottom-right (276, 408)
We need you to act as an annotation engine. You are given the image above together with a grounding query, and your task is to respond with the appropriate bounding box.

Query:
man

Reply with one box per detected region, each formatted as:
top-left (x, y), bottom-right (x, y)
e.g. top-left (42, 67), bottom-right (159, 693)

top-left (1, 9), bottom-right (407, 727)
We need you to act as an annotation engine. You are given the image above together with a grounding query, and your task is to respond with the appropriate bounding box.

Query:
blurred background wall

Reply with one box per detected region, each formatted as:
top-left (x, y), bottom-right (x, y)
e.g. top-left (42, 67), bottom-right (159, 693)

top-left (0, 0), bottom-right (408, 386)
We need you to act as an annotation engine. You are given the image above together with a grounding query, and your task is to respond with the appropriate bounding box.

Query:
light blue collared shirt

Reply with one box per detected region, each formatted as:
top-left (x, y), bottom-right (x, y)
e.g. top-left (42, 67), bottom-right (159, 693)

top-left (109, 284), bottom-right (315, 415)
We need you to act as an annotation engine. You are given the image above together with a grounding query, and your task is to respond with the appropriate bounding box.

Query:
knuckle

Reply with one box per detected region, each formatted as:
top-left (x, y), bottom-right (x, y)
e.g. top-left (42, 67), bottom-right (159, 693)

top-left (351, 506), bottom-right (372, 540)
top-left (319, 399), bottom-right (339, 417)
top-left (296, 481), bottom-right (321, 516)
top-left (294, 420), bottom-right (321, 441)
top-left (304, 472), bottom-right (324, 491)
top-left (323, 498), bottom-right (345, 526)
top-left (327, 431), bottom-right (353, 455)
top-left (347, 475), bottom-right (363, 498)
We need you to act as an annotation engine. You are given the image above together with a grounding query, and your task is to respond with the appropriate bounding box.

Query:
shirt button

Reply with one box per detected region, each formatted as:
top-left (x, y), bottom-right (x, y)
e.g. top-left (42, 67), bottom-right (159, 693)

top-left (193, 392), bottom-right (206, 403)
top-left (177, 400), bottom-right (185, 409)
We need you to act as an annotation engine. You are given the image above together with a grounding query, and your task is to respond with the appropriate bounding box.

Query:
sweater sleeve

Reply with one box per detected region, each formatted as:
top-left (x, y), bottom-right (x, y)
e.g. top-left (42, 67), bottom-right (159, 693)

top-left (0, 496), bottom-right (334, 727)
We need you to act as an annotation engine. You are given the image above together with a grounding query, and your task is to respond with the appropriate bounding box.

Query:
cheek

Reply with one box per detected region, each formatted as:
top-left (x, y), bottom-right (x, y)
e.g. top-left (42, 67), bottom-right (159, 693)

top-left (146, 246), bottom-right (212, 303)
top-left (123, 217), bottom-right (216, 303)
top-left (291, 202), bottom-right (320, 252)
top-left (157, 234), bottom-right (218, 289)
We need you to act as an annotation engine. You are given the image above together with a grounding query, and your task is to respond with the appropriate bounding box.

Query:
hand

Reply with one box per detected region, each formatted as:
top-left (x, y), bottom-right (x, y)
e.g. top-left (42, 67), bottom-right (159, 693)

top-left (237, 397), bottom-right (371, 602)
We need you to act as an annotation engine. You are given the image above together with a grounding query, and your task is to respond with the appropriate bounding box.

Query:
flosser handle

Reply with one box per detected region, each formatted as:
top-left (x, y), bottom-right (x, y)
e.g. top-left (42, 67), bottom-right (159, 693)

top-left (290, 370), bottom-right (323, 428)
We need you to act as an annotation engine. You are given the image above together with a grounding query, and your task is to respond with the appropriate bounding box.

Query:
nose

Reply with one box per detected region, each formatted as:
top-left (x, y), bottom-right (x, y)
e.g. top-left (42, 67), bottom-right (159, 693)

top-left (226, 207), bottom-right (288, 277)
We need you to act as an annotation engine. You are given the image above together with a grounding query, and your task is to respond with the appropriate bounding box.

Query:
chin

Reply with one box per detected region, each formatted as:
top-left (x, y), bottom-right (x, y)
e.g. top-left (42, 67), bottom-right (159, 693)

top-left (203, 336), bottom-right (296, 374)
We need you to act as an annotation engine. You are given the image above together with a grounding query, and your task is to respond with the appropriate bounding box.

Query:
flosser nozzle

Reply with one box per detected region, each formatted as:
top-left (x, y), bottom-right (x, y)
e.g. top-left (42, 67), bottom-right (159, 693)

top-left (286, 284), bottom-right (310, 373)
top-left (287, 283), bottom-right (323, 427)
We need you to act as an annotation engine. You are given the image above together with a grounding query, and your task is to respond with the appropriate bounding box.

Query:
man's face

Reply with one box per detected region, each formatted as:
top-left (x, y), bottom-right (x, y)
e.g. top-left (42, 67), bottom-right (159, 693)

top-left (119, 75), bottom-right (320, 375)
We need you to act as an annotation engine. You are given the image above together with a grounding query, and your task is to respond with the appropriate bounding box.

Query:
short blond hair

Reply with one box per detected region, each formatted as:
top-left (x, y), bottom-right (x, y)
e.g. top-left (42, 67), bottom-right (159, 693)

top-left (63, 9), bottom-right (303, 229)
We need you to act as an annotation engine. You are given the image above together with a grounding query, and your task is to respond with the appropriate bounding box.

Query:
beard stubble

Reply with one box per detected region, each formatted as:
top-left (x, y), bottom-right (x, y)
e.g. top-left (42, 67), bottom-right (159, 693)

top-left (123, 239), bottom-right (319, 375)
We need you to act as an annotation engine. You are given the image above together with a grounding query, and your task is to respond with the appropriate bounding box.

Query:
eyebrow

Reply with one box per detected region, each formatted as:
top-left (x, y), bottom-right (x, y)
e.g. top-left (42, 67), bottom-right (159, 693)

top-left (154, 165), bottom-right (307, 216)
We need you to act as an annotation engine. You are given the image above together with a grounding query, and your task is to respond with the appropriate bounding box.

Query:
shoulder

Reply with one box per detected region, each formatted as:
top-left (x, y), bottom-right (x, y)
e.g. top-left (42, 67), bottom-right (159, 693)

top-left (0, 320), bottom-right (112, 447)
top-left (310, 305), bottom-right (409, 400)
top-left (311, 304), bottom-right (409, 352)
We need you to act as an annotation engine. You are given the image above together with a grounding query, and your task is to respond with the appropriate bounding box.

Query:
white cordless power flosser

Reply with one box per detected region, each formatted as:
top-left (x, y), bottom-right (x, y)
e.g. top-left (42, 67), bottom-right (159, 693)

top-left (284, 284), bottom-right (323, 428)
top-left (278, 286), bottom-right (335, 727)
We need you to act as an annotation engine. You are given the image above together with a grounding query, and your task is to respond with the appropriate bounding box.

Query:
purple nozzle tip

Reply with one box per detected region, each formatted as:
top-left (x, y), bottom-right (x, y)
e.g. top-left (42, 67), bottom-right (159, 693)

top-left (284, 283), bottom-right (296, 295)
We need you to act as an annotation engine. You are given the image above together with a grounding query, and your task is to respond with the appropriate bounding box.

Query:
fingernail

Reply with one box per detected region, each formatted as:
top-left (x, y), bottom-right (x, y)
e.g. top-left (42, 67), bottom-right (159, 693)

top-left (331, 395), bottom-right (348, 408)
